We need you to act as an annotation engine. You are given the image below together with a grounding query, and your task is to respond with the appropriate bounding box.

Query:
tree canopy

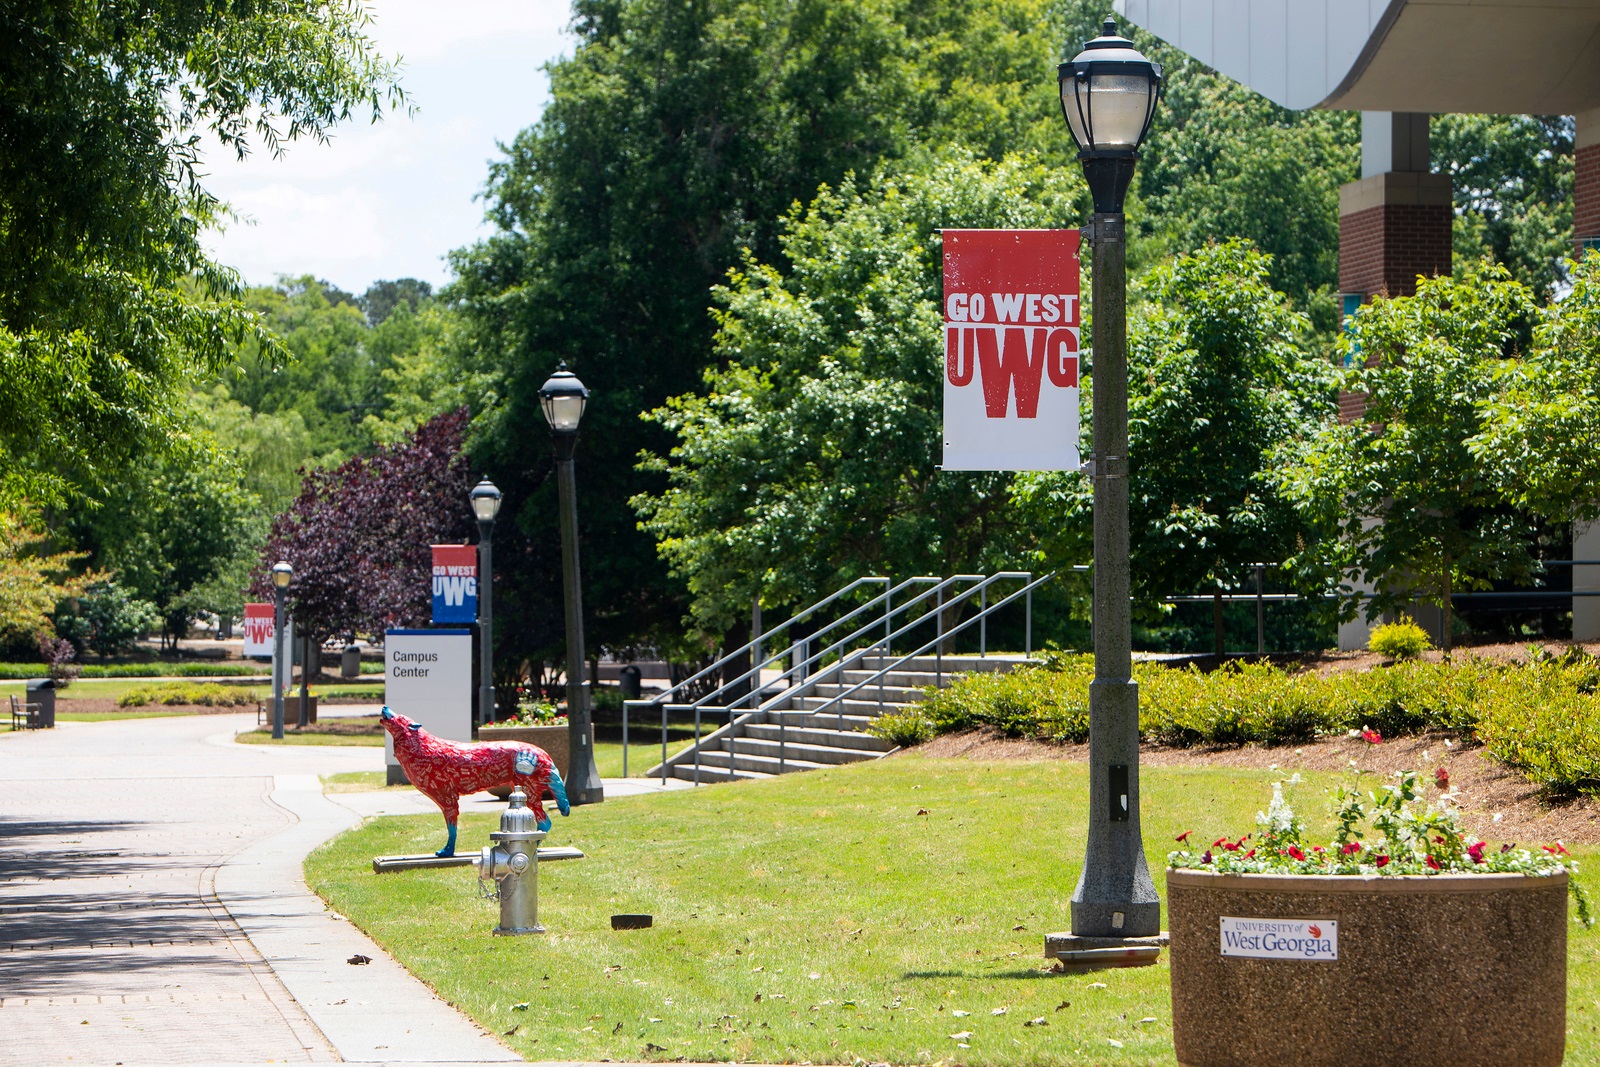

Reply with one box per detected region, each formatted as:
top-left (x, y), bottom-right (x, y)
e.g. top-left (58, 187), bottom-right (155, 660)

top-left (0, 0), bottom-right (402, 507)
top-left (634, 151), bottom-right (1083, 633)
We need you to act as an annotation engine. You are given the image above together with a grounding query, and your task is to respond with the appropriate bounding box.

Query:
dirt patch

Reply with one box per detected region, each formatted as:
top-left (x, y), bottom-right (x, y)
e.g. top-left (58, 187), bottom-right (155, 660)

top-left (908, 728), bottom-right (1600, 845)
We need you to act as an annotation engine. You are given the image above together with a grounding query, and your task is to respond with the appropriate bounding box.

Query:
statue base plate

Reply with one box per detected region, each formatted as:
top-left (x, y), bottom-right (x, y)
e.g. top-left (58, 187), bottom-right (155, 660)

top-left (372, 846), bottom-right (585, 874)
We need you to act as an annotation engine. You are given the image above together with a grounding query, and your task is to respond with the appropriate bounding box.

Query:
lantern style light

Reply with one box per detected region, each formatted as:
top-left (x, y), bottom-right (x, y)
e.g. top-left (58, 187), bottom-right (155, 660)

top-left (469, 479), bottom-right (503, 524)
top-left (1058, 17), bottom-right (1163, 213)
top-left (538, 363), bottom-right (589, 434)
top-left (272, 561), bottom-right (294, 588)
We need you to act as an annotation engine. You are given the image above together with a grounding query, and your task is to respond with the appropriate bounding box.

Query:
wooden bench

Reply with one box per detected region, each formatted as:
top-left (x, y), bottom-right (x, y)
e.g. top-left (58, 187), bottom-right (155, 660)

top-left (9, 694), bottom-right (43, 730)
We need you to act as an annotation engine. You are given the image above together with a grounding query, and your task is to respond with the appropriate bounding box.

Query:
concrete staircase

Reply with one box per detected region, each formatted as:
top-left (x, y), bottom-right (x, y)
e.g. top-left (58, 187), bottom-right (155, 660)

top-left (647, 652), bottom-right (1032, 784)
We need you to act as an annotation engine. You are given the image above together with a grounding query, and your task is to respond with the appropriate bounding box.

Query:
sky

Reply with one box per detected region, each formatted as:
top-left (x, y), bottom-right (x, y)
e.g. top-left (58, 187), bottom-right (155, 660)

top-left (200, 1), bottom-right (572, 295)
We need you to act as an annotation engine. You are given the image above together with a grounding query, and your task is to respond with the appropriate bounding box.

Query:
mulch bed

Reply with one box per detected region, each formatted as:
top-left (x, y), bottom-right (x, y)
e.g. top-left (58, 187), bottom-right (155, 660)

top-left (907, 728), bottom-right (1600, 845)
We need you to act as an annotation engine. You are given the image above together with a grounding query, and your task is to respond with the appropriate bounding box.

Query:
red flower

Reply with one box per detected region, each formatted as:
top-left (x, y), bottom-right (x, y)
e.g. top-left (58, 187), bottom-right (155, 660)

top-left (1287, 845), bottom-right (1306, 861)
top-left (1175, 830), bottom-right (1192, 844)
top-left (1435, 766), bottom-right (1450, 789)
top-left (1313, 845), bottom-right (1326, 853)
top-left (1361, 727), bottom-right (1383, 745)
top-left (1213, 837), bottom-right (1228, 848)
top-left (1467, 841), bottom-right (1487, 865)
top-left (1223, 839), bottom-right (1242, 852)
top-left (1375, 855), bottom-right (1390, 867)
top-left (1501, 843), bottom-right (1514, 854)
top-left (1244, 848), bottom-right (1256, 858)
top-left (1340, 842), bottom-right (1362, 855)
top-left (1425, 854), bottom-right (1442, 870)
top-left (1201, 850), bottom-right (1214, 864)
top-left (1544, 842), bottom-right (1570, 856)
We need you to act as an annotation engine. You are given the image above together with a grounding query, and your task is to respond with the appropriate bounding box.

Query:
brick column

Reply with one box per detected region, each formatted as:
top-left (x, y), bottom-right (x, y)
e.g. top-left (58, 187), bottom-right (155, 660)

top-left (1338, 172), bottom-right (1454, 300)
top-left (1578, 108), bottom-right (1600, 259)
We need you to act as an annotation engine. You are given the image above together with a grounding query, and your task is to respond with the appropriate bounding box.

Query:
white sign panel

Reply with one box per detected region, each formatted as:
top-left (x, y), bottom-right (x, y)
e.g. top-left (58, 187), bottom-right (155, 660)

top-left (384, 628), bottom-right (473, 782)
top-left (942, 229), bottom-right (1081, 471)
top-left (1220, 916), bottom-right (1339, 961)
top-left (243, 603), bottom-right (273, 657)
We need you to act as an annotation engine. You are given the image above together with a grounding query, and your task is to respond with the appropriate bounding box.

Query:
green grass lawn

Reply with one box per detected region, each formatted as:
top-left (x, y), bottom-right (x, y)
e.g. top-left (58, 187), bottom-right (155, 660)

top-left (323, 771), bottom-right (411, 793)
top-left (236, 715), bottom-right (384, 746)
top-left (307, 755), bottom-right (1600, 1065)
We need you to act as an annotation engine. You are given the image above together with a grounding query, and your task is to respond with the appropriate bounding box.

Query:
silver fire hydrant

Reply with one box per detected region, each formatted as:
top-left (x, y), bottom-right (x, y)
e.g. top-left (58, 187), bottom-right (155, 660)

top-left (478, 787), bottom-right (547, 935)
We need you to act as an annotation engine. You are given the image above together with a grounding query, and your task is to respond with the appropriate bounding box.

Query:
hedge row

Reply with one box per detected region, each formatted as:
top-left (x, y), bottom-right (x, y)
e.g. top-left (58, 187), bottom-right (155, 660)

top-left (118, 682), bottom-right (261, 707)
top-left (0, 662), bottom-right (270, 679)
top-left (879, 650), bottom-right (1600, 796)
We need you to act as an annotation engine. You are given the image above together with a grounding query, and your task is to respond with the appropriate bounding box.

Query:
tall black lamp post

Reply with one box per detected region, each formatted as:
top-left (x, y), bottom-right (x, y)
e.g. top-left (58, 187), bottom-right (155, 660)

top-left (470, 478), bottom-right (503, 729)
top-left (540, 363), bottom-right (604, 806)
top-left (271, 560), bottom-right (293, 741)
top-left (1058, 17), bottom-right (1163, 941)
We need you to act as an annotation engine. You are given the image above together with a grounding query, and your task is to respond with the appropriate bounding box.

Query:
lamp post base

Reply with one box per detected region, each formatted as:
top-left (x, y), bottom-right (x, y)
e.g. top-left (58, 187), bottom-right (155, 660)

top-left (1045, 931), bottom-right (1167, 969)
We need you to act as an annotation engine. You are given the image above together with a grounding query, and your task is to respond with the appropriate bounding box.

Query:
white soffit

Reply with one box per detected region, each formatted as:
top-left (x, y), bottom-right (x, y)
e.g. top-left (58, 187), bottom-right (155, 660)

top-left (1114, 0), bottom-right (1600, 114)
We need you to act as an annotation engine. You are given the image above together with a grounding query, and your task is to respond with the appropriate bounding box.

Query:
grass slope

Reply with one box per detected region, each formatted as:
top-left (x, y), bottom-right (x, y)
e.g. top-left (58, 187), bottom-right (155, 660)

top-left (304, 756), bottom-right (1600, 1065)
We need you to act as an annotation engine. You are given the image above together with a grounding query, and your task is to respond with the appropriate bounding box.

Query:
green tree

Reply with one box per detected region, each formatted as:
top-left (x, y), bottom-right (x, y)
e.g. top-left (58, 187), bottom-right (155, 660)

top-left (0, 1), bottom-right (403, 508)
top-left (1471, 251), bottom-right (1600, 521)
top-left (0, 512), bottom-right (92, 655)
top-left (1278, 262), bottom-right (1541, 651)
top-left (634, 151), bottom-right (1082, 633)
top-left (1434, 114), bottom-right (1574, 301)
top-left (452, 0), bottom-right (1090, 660)
top-left (1015, 240), bottom-right (1335, 651)
top-left (1134, 65), bottom-right (1359, 316)
top-left (73, 441), bottom-right (259, 646)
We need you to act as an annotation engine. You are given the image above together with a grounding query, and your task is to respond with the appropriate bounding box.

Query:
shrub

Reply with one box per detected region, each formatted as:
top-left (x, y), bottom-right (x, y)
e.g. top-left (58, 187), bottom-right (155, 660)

top-left (1368, 617), bottom-right (1433, 660)
top-left (867, 709), bottom-right (935, 747)
top-left (118, 682), bottom-right (258, 707)
top-left (52, 580), bottom-right (159, 658)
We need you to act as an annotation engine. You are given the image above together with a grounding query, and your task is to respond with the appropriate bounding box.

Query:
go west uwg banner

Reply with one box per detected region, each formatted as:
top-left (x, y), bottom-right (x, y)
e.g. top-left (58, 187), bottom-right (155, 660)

top-left (941, 229), bottom-right (1080, 471)
top-left (431, 544), bottom-right (478, 624)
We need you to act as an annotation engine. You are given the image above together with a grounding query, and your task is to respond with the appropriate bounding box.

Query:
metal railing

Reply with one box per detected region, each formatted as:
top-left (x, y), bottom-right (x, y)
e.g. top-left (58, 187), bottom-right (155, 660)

top-left (640, 571), bottom-right (1053, 785)
top-left (1163, 559), bottom-right (1600, 654)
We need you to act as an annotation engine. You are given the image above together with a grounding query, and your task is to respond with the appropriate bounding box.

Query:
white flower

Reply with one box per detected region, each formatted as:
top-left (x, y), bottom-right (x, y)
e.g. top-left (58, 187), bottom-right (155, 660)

top-left (1493, 812), bottom-right (1503, 823)
top-left (1347, 729), bottom-right (1361, 738)
top-left (1445, 739), bottom-right (1455, 749)
top-left (1421, 749), bottom-right (1430, 761)
top-left (1286, 773), bottom-right (1303, 786)
top-left (1256, 782), bottom-right (1296, 834)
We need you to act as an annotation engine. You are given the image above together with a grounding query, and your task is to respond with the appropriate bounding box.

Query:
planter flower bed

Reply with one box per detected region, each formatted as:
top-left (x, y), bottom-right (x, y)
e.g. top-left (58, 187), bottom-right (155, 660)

top-left (1166, 772), bottom-right (1586, 1067)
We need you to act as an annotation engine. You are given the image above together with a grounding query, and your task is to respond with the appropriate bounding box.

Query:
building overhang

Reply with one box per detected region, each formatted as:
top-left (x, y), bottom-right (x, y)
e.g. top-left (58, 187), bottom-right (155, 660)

top-left (1115, 0), bottom-right (1600, 114)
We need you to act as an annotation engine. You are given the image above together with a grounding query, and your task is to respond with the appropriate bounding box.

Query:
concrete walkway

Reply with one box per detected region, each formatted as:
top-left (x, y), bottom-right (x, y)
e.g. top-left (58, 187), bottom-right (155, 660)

top-left (0, 713), bottom-right (686, 1066)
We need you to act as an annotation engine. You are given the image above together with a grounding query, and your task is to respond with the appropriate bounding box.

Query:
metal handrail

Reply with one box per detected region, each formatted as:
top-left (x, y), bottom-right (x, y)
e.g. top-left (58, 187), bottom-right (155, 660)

top-left (676, 575), bottom-right (983, 785)
top-left (652, 571), bottom-right (1051, 783)
top-left (620, 576), bottom-right (890, 777)
top-left (799, 572), bottom-right (1051, 729)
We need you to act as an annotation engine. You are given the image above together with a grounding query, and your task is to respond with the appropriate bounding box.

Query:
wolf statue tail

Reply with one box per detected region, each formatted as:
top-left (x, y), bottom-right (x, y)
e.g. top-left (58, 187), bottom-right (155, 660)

top-left (549, 765), bottom-right (571, 817)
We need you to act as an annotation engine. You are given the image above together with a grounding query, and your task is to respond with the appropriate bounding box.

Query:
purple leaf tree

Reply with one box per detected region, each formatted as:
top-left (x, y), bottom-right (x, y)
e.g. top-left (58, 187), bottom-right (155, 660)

top-left (252, 409), bottom-right (476, 643)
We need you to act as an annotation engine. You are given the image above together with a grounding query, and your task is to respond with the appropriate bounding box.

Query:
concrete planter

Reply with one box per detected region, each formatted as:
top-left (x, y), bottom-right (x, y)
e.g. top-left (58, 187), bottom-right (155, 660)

top-left (478, 725), bottom-right (582, 795)
top-left (1168, 868), bottom-right (1568, 1067)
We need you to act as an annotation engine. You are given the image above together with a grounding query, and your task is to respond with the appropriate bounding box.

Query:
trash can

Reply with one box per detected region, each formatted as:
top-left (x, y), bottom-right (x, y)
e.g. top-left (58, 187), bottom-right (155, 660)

top-left (619, 665), bottom-right (642, 701)
top-left (25, 679), bottom-right (55, 728)
top-left (341, 643), bottom-right (361, 680)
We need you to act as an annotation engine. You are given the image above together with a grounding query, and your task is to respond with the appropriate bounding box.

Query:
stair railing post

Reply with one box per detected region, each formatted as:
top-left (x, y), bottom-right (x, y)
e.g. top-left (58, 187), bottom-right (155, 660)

top-left (980, 584), bottom-right (988, 657)
top-left (623, 699), bottom-right (628, 779)
top-left (936, 586), bottom-right (944, 688)
top-left (694, 705), bottom-right (702, 786)
top-left (1026, 583), bottom-right (1033, 657)
top-left (660, 701), bottom-right (668, 783)
top-left (885, 585), bottom-right (893, 657)
top-left (1256, 563), bottom-right (1266, 655)
top-left (780, 714), bottom-right (786, 773)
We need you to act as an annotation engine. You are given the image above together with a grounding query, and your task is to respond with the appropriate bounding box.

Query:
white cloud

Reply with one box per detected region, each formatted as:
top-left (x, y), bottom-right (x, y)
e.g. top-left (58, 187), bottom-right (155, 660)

top-left (199, 0), bottom-right (573, 293)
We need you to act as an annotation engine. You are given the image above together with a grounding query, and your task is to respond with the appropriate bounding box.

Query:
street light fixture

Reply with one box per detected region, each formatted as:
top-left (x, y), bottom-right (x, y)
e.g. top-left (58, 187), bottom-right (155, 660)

top-left (271, 560), bottom-right (293, 741)
top-left (539, 363), bottom-right (603, 807)
top-left (471, 478), bottom-right (503, 730)
top-left (1057, 16), bottom-right (1163, 942)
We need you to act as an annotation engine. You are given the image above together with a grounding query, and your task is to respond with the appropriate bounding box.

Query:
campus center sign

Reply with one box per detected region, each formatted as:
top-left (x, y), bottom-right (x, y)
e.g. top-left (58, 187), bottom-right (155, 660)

top-left (431, 544), bottom-right (478, 624)
top-left (941, 229), bottom-right (1081, 471)
top-left (383, 628), bottom-right (472, 785)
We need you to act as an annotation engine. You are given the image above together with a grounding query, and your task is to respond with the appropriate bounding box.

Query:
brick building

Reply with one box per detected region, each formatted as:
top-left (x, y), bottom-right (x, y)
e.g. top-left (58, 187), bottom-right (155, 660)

top-left (1116, 0), bottom-right (1600, 646)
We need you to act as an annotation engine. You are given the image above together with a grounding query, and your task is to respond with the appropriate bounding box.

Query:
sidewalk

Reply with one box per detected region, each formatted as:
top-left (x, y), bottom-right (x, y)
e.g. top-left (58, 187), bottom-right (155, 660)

top-left (0, 713), bottom-right (687, 1066)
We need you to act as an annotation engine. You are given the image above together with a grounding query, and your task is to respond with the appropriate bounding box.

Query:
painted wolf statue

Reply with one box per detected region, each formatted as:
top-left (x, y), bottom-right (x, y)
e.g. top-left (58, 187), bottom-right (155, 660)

top-left (380, 706), bottom-right (570, 857)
